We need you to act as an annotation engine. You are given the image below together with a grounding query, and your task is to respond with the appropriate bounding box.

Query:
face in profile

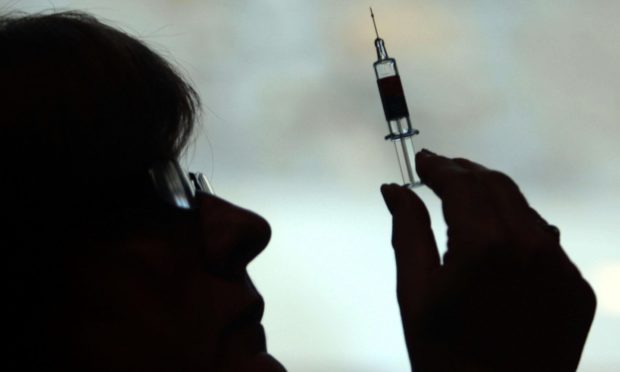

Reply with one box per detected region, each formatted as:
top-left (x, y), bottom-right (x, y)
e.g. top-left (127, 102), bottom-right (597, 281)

top-left (1, 11), bottom-right (286, 371)
top-left (52, 193), bottom-right (286, 371)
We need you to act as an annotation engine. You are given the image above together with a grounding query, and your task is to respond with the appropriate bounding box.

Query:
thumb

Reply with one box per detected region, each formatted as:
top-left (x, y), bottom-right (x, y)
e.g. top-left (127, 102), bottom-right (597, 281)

top-left (381, 184), bottom-right (440, 315)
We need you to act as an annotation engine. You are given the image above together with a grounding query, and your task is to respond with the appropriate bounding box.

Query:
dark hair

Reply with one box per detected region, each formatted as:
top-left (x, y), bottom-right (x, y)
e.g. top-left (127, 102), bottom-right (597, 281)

top-left (0, 11), bottom-right (200, 368)
top-left (0, 10), bottom-right (202, 232)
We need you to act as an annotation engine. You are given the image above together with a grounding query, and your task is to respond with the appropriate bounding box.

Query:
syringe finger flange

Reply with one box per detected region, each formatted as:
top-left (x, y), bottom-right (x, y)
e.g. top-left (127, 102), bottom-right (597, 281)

top-left (385, 129), bottom-right (420, 141)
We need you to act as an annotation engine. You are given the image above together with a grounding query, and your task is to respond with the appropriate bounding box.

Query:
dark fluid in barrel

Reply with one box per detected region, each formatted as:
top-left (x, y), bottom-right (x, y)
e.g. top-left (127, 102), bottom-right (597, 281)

top-left (377, 75), bottom-right (409, 121)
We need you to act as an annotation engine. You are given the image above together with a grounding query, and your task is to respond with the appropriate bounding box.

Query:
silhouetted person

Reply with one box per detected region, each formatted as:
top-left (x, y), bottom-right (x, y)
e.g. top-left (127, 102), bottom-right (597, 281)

top-left (2, 10), bottom-right (595, 372)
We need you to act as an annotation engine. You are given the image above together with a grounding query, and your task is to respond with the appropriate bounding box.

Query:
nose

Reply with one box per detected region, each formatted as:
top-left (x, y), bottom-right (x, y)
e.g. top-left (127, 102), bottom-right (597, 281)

top-left (194, 193), bottom-right (271, 278)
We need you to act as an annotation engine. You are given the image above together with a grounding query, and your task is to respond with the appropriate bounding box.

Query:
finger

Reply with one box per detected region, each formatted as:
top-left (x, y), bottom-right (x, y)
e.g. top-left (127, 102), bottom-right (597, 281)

top-left (416, 151), bottom-right (494, 226)
top-left (415, 151), bottom-right (502, 251)
top-left (452, 157), bottom-right (488, 172)
top-left (452, 157), bottom-right (532, 232)
top-left (436, 154), bottom-right (564, 268)
top-left (416, 149), bottom-right (469, 198)
top-left (453, 156), bottom-right (561, 251)
top-left (453, 156), bottom-right (540, 231)
top-left (381, 184), bottom-right (440, 310)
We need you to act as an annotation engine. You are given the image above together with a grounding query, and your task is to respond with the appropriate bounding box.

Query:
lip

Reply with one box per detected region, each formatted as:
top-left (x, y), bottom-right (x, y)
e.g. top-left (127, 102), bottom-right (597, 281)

top-left (223, 299), bottom-right (264, 334)
top-left (220, 298), bottom-right (267, 354)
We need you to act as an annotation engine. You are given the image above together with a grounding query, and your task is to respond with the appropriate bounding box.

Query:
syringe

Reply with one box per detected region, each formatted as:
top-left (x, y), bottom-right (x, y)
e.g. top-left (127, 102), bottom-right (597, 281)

top-left (371, 8), bottom-right (421, 188)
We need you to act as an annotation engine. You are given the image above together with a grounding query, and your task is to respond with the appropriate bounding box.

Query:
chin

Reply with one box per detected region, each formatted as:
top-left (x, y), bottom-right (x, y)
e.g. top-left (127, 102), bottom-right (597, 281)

top-left (227, 353), bottom-right (287, 372)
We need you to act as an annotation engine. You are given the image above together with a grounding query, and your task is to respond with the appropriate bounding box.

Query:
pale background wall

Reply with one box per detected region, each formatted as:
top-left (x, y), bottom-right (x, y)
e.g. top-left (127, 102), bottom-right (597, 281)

top-left (5, 1), bottom-right (619, 370)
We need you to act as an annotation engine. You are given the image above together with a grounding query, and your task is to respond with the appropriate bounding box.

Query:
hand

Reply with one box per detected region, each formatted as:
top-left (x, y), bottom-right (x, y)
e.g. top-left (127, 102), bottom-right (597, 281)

top-left (381, 150), bottom-right (596, 372)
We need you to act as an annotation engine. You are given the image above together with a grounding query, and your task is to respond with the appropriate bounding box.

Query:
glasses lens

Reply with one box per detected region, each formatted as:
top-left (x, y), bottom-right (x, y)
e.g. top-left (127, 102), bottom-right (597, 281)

top-left (148, 161), bottom-right (213, 210)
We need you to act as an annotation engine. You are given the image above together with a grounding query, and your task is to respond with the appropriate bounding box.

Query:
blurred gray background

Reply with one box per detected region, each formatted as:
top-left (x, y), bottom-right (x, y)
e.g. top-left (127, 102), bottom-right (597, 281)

top-left (6, 0), bottom-right (619, 370)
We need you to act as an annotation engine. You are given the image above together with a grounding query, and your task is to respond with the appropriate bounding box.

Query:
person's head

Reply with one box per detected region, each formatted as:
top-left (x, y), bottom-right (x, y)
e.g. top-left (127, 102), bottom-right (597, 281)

top-left (1, 11), bottom-right (283, 371)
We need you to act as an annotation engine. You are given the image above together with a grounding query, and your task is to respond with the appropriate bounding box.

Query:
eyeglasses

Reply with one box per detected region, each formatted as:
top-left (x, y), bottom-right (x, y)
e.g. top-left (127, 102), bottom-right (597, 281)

top-left (148, 160), bottom-right (214, 210)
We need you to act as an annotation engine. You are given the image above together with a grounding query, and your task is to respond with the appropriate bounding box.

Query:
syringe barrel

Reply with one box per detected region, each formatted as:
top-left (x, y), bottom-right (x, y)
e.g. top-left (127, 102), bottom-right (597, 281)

top-left (374, 57), bottom-right (421, 187)
top-left (374, 58), bottom-right (410, 124)
top-left (390, 120), bottom-right (420, 187)
top-left (374, 58), bottom-right (416, 140)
